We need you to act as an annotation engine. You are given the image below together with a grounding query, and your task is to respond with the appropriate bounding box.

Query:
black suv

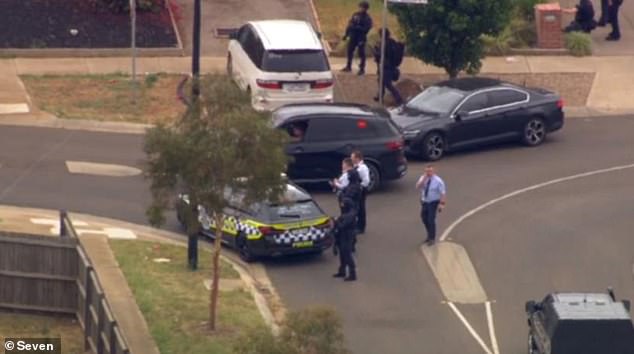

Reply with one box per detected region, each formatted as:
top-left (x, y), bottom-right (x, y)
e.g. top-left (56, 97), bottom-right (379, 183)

top-left (272, 103), bottom-right (407, 191)
top-left (525, 288), bottom-right (634, 354)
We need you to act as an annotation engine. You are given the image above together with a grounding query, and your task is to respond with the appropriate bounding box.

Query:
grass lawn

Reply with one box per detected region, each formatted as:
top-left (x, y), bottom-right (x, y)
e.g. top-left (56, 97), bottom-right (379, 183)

top-left (110, 240), bottom-right (265, 354)
top-left (0, 312), bottom-right (84, 354)
top-left (21, 73), bottom-right (187, 124)
top-left (314, 0), bottom-right (402, 54)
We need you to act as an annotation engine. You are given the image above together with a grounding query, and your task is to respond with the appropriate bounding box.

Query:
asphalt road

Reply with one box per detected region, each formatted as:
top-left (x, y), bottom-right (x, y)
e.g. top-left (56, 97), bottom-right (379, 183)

top-left (1, 116), bottom-right (633, 354)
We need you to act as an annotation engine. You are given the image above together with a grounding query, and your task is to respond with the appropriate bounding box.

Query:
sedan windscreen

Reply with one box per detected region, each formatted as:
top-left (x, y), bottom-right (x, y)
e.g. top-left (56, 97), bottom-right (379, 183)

top-left (261, 50), bottom-right (330, 73)
top-left (266, 200), bottom-right (324, 222)
top-left (406, 86), bottom-right (466, 114)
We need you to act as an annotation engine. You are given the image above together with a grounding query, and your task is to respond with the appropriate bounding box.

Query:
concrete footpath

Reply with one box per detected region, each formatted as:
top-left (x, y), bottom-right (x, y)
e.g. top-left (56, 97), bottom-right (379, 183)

top-left (0, 204), bottom-right (284, 350)
top-left (1, 55), bottom-right (633, 122)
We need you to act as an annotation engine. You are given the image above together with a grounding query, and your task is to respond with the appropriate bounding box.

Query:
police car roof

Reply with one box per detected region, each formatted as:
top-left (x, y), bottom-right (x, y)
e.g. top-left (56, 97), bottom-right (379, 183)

top-left (249, 20), bottom-right (322, 51)
top-left (272, 103), bottom-right (387, 126)
top-left (551, 293), bottom-right (632, 320)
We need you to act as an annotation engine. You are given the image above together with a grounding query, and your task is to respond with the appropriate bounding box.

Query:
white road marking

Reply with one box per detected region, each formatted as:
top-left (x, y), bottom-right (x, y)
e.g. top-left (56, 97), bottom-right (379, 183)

top-left (421, 242), bottom-right (487, 304)
top-left (440, 163), bottom-right (634, 241)
top-left (437, 163), bottom-right (634, 354)
top-left (0, 103), bottom-right (29, 114)
top-left (65, 161), bottom-right (142, 177)
top-left (447, 302), bottom-right (493, 354)
top-left (28, 217), bottom-right (136, 239)
top-left (30, 218), bottom-right (88, 234)
top-left (485, 301), bottom-right (500, 354)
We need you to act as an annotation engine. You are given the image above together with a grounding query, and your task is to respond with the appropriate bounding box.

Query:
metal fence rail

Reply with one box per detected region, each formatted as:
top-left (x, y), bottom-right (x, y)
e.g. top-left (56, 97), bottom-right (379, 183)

top-left (0, 210), bottom-right (130, 354)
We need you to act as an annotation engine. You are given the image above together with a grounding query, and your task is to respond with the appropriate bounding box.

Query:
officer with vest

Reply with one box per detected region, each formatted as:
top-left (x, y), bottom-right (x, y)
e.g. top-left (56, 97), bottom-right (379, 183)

top-left (372, 28), bottom-right (403, 105)
top-left (342, 1), bottom-right (373, 75)
top-left (331, 197), bottom-right (358, 281)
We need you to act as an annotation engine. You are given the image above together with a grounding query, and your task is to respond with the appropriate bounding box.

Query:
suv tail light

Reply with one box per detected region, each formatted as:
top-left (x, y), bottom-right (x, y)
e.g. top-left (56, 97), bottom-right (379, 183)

top-left (556, 98), bottom-right (564, 109)
top-left (385, 139), bottom-right (404, 151)
top-left (256, 79), bottom-right (282, 89)
top-left (311, 79), bottom-right (333, 89)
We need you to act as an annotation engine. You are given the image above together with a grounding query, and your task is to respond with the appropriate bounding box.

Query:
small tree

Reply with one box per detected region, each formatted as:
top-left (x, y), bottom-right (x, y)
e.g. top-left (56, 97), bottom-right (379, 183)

top-left (391, 0), bottom-right (512, 78)
top-left (144, 75), bottom-right (289, 330)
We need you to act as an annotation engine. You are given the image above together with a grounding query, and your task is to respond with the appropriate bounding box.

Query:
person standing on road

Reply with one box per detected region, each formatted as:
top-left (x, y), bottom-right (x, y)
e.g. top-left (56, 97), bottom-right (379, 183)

top-left (351, 150), bottom-right (370, 234)
top-left (372, 28), bottom-right (404, 105)
top-left (342, 1), bottom-right (373, 75)
top-left (416, 165), bottom-right (446, 246)
top-left (597, 0), bottom-right (610, 27)
top-left (331, 197), bottom-right (358, 281)
top-left (606, 0), bottom-right (623, 40)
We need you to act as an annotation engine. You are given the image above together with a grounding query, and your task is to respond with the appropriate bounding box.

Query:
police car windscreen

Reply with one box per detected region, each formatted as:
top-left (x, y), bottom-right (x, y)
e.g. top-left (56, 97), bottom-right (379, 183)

top-left (267, 200), bottom-right (323, 222)
top-left (262, 50), bottom-right (329, 73)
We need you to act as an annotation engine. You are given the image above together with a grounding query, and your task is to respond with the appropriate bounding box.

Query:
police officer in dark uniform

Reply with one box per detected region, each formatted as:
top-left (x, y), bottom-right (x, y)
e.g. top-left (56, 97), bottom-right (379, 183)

top-left (372, 28), bottom-right (403, 105)
top-left (606, 0), bottom-right (623, 41)
top-left (342, 1), bottom-right (373, 75)
top-left (331, 197), bottom-right (358, 281)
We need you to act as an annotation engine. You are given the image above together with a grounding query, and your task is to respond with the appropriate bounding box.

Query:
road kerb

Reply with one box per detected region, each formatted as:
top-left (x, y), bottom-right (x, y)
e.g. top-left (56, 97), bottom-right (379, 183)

top-left (0, 205), bottom-right (286, 334)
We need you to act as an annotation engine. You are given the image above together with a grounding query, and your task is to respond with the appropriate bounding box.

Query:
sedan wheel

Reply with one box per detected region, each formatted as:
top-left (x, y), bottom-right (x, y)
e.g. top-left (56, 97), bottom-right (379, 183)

top-left (523, 118), bottom-right (546, 146)
top-left (366, 163), bottom-right (381, 193)
top-left (528, 333), bottom-right (538, 354)
top-left (422, 133), bottom-right (445, 161)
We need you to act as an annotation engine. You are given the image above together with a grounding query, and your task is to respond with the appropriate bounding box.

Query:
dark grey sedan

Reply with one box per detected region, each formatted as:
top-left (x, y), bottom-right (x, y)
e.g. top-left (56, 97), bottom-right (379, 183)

top-left (389, 77), bottom-right (565, 160)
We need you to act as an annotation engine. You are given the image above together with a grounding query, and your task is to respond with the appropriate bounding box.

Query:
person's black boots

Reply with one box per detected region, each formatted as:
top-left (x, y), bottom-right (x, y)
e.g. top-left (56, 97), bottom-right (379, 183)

top-left (344, 269), bottom-right (357, 282)
top-left (333, 267), bottom-right (346, 278)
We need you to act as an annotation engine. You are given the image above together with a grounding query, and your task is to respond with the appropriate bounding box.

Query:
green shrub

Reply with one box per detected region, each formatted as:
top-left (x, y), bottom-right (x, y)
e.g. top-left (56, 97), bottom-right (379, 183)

top-left (513, 0), bottom-right (548, 21)
top-left (234, 307), bottom-right (349, 354)
top-left (144, 73), bottom-right (160, 88)
top-left (95, 0), bottom-right (163, 13)
top-left (565, 32), bottom-right (593, 56)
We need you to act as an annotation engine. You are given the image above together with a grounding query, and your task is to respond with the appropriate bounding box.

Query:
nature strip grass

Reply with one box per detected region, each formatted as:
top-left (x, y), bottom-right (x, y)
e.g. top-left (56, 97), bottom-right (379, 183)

top-left (21, 74), bottom-right (187, 124)
top-left (0, 312), bottom-right (84, 354)
top-left (110, 240), bottom-right (265, 354)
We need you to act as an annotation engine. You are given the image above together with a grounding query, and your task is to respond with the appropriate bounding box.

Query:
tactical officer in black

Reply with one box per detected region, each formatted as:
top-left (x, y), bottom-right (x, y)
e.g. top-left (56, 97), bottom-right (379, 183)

top-left (332, 197), bottom-right (358, 282)
top-left (342, 1), bottom-right (373, 75)
top-left (372, 28), bottom-right (403, 105)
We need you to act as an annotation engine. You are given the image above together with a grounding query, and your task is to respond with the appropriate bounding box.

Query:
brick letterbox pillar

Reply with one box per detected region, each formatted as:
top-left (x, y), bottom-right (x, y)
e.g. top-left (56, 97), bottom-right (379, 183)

top-left (535, 3), bottom-right (563, 49)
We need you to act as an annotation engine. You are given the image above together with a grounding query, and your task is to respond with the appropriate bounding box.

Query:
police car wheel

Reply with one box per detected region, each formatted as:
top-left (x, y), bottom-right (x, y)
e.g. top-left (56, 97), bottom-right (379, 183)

top-left (237, 234), bottom-right (255, 263)
top-left (366, 162), bottom-right (381, 192)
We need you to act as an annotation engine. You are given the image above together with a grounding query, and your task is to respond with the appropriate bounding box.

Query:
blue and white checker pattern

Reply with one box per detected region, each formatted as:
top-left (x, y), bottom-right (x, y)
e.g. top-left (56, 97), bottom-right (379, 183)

top-left (273, 226), bottom-right (327, 245)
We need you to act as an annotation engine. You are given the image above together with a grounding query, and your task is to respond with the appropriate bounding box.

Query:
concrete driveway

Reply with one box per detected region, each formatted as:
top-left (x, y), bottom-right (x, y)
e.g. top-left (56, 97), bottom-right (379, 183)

top-left (174, 0), bottom-right (316, 56)
top-left (2, 115), bottom-right (634, 353)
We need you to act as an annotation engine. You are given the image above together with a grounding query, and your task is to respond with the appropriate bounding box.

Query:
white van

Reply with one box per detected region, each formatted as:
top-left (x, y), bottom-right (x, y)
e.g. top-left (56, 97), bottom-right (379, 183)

top-left (227, 20), bottom-right (334, 111)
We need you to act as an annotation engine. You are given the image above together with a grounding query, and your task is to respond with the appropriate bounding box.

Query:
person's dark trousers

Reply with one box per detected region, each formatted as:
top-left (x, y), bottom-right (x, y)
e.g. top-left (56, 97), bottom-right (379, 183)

top-left (345, 39), bottom-right (366, 71)
top-left (599, 0), bottom-right (609, 25)
top-left (420, 201), bottom-right (439, 242)
top-left (377, 68), bottom-right (403, 104)
top-left (338, 232), bottom-right (356, 279)
top-left (608, 1), bottom-right (622, 39)
top-left (356, 188), bottom-right (367, 233)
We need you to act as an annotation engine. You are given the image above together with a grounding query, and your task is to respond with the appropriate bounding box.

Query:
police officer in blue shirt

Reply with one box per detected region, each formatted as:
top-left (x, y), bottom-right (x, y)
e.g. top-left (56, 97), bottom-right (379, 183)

top-left (415, 165), bottom-right (446, 245)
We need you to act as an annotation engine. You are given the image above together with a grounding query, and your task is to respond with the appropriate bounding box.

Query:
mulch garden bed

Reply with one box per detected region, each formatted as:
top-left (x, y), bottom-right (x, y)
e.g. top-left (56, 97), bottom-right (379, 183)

top-left (335, 72), bottom-right (596, 108)
top-left (0, 0), bottom-right (177, 48)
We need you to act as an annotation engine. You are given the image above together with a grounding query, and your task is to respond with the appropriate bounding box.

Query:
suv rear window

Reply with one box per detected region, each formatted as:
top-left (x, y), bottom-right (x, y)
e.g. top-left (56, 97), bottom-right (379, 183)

top-left (261, 50), bottom-right (329, 73)
top-left (305, 117), bottom-right (378, 141)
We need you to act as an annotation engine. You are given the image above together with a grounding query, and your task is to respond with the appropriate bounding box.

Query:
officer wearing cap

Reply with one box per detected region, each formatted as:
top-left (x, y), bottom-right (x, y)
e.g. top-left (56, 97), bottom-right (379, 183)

top-left (342, 1), bottom-right (373, 75)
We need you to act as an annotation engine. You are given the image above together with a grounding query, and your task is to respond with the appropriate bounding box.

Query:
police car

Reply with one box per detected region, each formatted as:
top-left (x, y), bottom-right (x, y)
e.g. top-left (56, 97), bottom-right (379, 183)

top-left (176, 182), bottom-right (333, 262)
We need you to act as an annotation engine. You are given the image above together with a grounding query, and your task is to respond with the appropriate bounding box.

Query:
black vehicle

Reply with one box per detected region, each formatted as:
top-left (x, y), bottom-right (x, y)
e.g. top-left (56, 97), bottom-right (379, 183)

top-left (389, 77), bottom-right (565, 160)
top-left (272, 103), bottom-right (407, 191)
top-left (176, 182), bottom-right (333, 262)
top-left (525, 288), bottom-right (634, 354)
